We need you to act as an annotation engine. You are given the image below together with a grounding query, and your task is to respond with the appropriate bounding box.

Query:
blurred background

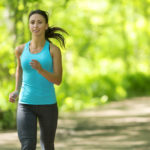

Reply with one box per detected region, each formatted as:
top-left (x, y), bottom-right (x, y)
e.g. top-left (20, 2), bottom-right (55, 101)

top-left (0, 0), bottom-right (150, 130)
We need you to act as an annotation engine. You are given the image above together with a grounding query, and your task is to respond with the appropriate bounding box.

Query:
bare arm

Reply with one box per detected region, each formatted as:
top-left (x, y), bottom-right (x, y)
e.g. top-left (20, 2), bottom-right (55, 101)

top-left (9, 44), bottom-right (24, 103)
top-left (14, 45), bottom-right (24, 93)
top-left (37, 44), bottom-right (63, 85)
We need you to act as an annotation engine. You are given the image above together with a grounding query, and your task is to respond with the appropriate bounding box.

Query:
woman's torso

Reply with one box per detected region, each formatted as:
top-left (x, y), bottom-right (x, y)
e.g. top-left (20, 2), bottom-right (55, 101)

top-left (18, 40), bottom-right (57, 105)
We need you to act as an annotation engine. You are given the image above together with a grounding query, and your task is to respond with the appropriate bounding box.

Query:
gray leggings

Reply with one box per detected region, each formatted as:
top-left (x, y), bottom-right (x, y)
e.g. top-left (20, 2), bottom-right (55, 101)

top-left (17, 103), bottom-right (58, 150)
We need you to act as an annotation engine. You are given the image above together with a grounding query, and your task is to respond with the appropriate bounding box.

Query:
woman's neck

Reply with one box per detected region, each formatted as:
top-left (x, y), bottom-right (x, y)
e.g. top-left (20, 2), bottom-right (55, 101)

top-left (31, 36), bottom-right (46, 48)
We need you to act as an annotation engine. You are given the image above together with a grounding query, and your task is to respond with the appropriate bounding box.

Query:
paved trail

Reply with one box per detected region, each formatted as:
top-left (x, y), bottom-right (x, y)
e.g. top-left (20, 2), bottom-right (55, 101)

top-left (0, 97), bottom-right (150, 150)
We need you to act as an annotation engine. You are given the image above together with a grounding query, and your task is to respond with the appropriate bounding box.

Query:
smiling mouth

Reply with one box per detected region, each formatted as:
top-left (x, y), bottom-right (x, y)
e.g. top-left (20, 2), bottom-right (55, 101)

top-left (33, 30), bottom-right (40, 32)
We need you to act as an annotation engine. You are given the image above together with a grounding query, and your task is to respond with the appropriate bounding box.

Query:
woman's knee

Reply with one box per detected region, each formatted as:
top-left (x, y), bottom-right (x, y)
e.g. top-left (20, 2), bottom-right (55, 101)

top-left (40, 141), bottom-right (54, 150)
top-left (21, 138), bottom-right (36, 150)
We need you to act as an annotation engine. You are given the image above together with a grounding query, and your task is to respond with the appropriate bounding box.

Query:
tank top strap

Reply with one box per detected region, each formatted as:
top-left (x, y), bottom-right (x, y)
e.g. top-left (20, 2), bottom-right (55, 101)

top-left (20, 41), bottom-right (30, 59)
top-left (26, 41), bottom-right (30, 48)
top-left (24, 41), bottom-right (30, 53)
top-left (45, 40), bottom-right (50, 50)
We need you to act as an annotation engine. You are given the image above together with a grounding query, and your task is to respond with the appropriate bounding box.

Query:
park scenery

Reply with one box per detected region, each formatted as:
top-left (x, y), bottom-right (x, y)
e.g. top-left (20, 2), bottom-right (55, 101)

top-left (1, 0), bottom-right (150, 149)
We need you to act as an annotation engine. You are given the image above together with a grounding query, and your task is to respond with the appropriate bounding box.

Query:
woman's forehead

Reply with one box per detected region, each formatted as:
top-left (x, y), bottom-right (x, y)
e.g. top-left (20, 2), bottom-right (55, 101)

top-left (29, 14), bottom-right (45, 21)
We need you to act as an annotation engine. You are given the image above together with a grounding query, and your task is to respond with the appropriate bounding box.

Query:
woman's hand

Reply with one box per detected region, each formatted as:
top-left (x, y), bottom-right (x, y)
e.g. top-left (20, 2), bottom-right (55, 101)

top-left (30, 59), bottom-right (43, 73)
top-left (9, 91), bottom-right (19, 103)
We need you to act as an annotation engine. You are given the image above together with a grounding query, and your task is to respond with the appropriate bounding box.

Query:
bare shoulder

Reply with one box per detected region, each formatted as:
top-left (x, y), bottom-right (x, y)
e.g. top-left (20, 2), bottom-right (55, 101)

top-left (49, 42), bottom-right (61, 58)
top-left (15, 43), bottom-right (26, 58)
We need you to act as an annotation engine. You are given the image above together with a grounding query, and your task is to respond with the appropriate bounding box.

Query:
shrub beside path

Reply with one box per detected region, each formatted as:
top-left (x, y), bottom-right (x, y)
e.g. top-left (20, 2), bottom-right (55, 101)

top-left (1, 97), bottom-right (150, 150)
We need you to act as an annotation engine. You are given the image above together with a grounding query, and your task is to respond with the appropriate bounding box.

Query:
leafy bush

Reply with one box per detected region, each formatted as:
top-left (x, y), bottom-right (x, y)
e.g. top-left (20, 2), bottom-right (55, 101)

top-left (122, 72), bottom-right (150, 97)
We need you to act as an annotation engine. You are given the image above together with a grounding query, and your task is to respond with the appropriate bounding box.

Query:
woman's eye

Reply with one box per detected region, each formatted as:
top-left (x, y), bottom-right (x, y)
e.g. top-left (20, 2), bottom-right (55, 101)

top-left (30, 21), bottom-right (42, 24)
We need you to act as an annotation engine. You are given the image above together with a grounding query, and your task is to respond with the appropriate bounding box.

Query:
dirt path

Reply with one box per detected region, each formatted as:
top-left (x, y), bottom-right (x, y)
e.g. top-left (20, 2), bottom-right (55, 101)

top-left (1, 97), bottom-right (150, 150)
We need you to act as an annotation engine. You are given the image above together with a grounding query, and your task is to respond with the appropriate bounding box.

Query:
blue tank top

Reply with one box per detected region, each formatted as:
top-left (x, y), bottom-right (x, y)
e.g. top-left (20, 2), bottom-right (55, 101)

top-left (18, 40), bottom-right (57, 105)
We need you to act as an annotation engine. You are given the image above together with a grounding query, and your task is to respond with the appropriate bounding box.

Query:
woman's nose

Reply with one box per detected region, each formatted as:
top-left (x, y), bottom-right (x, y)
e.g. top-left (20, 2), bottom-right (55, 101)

top-left (33, 23), bottom-right (38, 27)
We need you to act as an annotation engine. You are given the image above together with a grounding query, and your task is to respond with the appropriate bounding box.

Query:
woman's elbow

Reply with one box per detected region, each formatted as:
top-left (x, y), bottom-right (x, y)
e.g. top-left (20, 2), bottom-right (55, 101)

top-left (55, 78), bottom-right (62, 85)
top-left (55, 81), bottom-right (61, 85)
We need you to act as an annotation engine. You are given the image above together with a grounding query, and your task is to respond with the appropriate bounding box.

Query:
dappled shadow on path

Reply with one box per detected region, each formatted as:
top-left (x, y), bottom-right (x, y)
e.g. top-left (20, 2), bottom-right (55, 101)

top-left (56, 97), bottom-right (150, 150)
top-left (1, 97), bottom-right (150, 150)
top-left (56, 116), bottom-right (150, 150)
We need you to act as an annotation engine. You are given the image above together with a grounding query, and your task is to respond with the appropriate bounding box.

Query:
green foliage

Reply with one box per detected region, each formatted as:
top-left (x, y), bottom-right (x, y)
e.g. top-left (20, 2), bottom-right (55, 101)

top-left (0, 109), bottom-right (16, 130)
top-left (122, 73), bottom-right (150, 97)
top-left (1, 0), bottom-right (150, 129)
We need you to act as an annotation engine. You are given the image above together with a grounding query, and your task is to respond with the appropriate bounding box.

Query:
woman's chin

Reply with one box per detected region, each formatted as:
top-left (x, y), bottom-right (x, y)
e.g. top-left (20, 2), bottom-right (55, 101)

top-left (32, 32), bottom-right (42, 36)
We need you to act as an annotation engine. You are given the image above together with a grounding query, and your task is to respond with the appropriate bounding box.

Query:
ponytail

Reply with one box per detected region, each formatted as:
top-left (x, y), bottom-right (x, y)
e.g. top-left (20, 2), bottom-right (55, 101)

top-left (45, 26), bottom-right (68, 48)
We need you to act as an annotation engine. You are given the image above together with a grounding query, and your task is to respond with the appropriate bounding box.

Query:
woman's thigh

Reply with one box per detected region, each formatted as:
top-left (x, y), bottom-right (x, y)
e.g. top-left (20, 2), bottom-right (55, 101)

top-left (37, 103), bottom-right (58, 150)
top-left (17, 103), bottom-right (37, 150)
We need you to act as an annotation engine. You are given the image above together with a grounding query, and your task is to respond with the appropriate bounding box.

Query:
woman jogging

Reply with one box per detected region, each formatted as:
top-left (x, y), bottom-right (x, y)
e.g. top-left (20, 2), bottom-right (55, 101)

top-left (9, 9), bottom-right (68, 150)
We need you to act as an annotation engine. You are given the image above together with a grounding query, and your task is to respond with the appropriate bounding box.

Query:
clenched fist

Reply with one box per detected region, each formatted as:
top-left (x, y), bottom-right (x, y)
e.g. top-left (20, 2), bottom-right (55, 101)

top-left (30, 59), bottom-right (43, 72)
top-left (9, 91), bottom-right (19, 103)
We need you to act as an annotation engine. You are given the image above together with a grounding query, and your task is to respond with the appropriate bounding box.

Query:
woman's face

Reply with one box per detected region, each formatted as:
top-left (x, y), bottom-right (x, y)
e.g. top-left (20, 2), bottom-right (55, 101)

top-left (29, 14), bottom-right (48, 36)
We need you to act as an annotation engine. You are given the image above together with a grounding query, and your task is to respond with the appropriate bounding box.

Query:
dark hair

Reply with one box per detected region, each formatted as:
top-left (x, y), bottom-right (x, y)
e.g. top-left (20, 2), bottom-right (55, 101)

top-left (28, 9), bottom-right (68, 48)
